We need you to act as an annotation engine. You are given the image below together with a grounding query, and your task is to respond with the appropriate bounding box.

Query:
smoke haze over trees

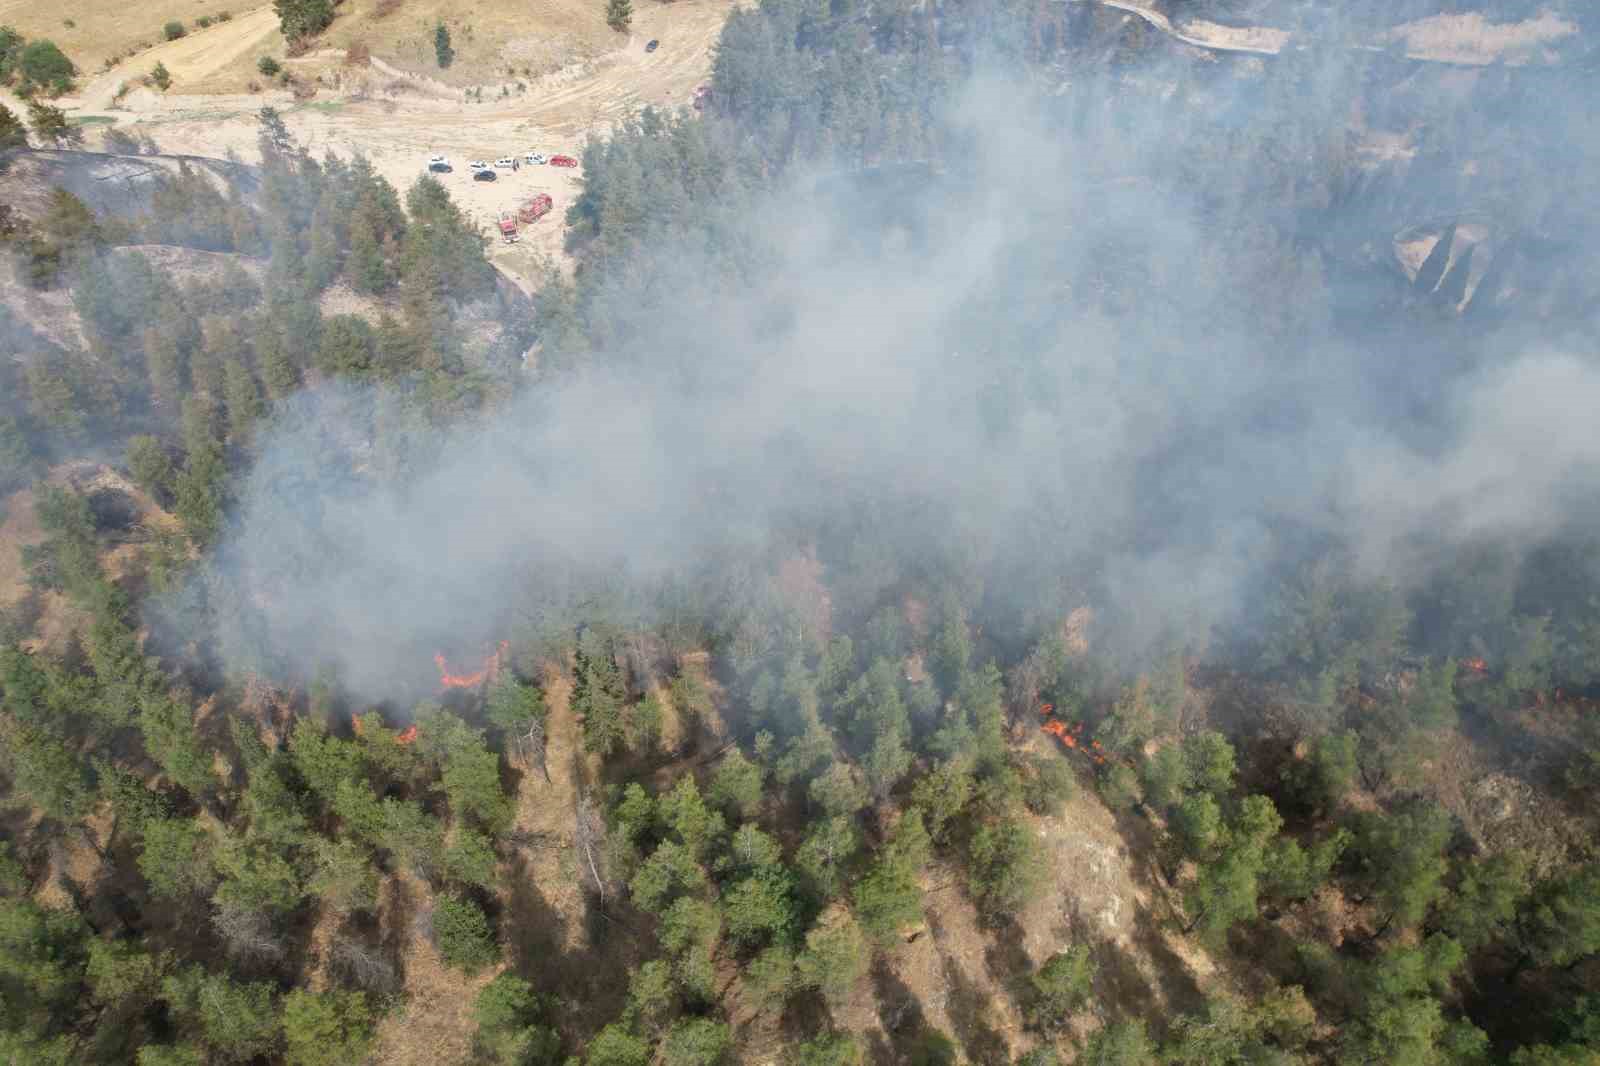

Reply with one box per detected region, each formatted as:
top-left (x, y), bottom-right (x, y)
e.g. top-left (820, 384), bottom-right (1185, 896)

top-left (4, 0), bottom-right (1600, 1063)
top-left (204, 10), bottom-right (1600, 703)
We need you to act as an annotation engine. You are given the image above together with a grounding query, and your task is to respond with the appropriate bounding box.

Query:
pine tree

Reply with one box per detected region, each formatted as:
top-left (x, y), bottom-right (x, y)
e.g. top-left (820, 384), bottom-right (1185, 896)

top-left (223, 359), bottom-right (264, 446)
top-left (254, 322), bottom-right (299, 400)
top-left (434, 22), bottom-right (455, 68)
top-left (0, 103), bottom-right (28, 149)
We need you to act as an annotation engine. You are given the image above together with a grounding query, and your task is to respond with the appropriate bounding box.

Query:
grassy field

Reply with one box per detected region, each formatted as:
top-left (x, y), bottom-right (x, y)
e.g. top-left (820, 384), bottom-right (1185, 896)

top-left (0, 0), bottom-right (253, 76)
top-left (175, 0), bottom-right (623, 94)
top-left (3, 0), bottom-right (624, 99)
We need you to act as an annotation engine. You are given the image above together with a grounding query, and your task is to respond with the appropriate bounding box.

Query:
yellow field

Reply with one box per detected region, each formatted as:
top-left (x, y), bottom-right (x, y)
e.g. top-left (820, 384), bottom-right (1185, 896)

top-left (0, 0), bottom-right (253, 75)
top-left (5, 0), bottom-right (624, 97)
top-left (305, 0), bottom-right (619, 85)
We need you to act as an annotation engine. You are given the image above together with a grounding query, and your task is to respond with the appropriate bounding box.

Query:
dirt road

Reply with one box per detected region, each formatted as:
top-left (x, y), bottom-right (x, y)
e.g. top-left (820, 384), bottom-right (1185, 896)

top-left (67, 7), bottom-right (283, 111)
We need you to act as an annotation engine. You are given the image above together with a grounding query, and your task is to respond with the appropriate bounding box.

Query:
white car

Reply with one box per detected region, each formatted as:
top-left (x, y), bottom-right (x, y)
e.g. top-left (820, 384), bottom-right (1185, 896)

top-left (494, 156), bottom-right (519, 169)
top-left (524, 152), bottom-right (546, 165)
top-left (427, 154), bottom-right (452, 172)
top-left (467, 159), bottom-right (489, 171)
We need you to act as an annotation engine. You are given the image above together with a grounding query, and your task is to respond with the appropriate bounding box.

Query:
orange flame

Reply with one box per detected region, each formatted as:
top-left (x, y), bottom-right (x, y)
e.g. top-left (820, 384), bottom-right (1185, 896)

top-left (1462, 657), bottom-right (1488, 675)
top-left (396, 725), bottom-right (418, 745)
top-left (435, 641), bottom-right (510, 690)
top-left (1039, 702), bottom-right (1054, 717)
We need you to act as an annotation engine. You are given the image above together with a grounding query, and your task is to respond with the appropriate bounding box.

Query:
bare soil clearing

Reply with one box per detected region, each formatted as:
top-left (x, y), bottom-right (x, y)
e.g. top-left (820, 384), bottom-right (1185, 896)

top-left (1384, 10), bottom-right (1578, 66)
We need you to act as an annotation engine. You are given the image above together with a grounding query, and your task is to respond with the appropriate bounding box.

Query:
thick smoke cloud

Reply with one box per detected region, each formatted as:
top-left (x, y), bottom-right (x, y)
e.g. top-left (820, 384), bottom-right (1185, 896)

top-left (201, 56), bottom-right (1600, 701)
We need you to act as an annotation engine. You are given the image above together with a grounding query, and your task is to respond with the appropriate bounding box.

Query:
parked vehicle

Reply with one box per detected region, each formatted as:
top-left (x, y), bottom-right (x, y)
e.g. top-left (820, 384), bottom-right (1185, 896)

top-left (524, 152), bottom-right (546, 165)
top-left (518, 194), bottom-right (553, 223)
top-left (495, 156), bottom-right (519, 170)
top-left (645, 39), bottom-right (659, 52)
top-left (473, 168), bottom-right (497, 181)
top-left (497, 212), bottom-right (519, 244)
top-left (467, 159), bottom-right (489, 171)
top-left (549, 154), bottom-right (578, 168)
top-left (427, 154), bottom-right (452, 172)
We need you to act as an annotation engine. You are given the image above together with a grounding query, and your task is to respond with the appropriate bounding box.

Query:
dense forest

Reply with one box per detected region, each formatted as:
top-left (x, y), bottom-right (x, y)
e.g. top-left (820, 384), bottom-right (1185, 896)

top-left (3, 0), bottom-right (1600, 1063)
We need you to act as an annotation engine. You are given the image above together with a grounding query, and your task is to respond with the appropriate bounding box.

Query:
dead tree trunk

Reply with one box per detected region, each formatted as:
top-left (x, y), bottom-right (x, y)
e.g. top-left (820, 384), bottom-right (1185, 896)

top-left (574, 792), bottom-right (608, 909)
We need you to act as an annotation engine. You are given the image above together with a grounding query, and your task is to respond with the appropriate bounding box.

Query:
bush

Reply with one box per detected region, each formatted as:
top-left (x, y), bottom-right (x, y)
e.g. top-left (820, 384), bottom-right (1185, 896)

top-left (664, 1018), bottom-right (731, 1066)
top-left (434, 22), bottom-right (454, 68)
top-left (790, 1033), bottom-right (861, 1066)
top-left (196, 16), bottom-right (213, 29)
top-left (257, 55), bottom-right (281, 77)
top-left (430, 895), bottom-right (499, 972)
top-left (281, 989), bottom-right (375, 1066)
top-left (18, 39), bottom-right (77, 95)
top-left (966, 817), bottom-right (1045, 916)
top-left (1022, 753), bottom-right (1076, 816)
top-left (150, 62), bottom-right (171, 90)
top-left (0, 102), bottom-right (27, 149)
top-left (163, 21), bottom-right (186, 41)
top-left (1099, 762), bottom-right (1141, 811)
top-left (1025, 946), bottom-right (1095, 1030)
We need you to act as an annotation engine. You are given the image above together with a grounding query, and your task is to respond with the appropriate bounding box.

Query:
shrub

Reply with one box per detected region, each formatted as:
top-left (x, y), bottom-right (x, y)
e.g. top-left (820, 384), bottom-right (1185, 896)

top-left (966, 817), bottom-right (1045, 916)
top-left (434, 22), bottom-right (453, 68)
top-left (150, 62), bottom-right (171, 90)
top-left (1099, 762), bottom-right (1141, 811)
top-left (0, 102), bottom-right (26, 149)
top-left (163, 21), bottom-right (186, 41)
top-left (18, 39), bottom-right (77, 95)
top-left (664, 1018), bottom-right (731, 1066)
top-left (1022, 753), bottom-right (1076, 816)
top-left (430, 894), bottom-right (499, 971)
top-left (1025, 946), bottom-right (1095, 1030)
top-left (257, 55), bottom-right (281, 76)
top-left (196, 16), bottom-right (213, 29)
top-left (281, 989), bottom-right (375, 1066)
top-left (218, 11), bottom-right (233, 21)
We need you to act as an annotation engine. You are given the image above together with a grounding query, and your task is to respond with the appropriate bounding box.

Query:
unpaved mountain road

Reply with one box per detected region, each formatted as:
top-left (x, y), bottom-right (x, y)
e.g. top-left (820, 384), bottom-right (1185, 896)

top-left (66, 7), bottom-right (284, 111)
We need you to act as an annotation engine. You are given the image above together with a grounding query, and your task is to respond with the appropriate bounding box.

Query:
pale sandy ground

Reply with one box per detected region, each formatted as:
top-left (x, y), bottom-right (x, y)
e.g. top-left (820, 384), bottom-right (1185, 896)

top-left (1081, 0), bottom-right (1575, 66)
top-left (1382, 10), bottom-right (1577, 66)
top-left (0, 0), bottom-right (250, 74)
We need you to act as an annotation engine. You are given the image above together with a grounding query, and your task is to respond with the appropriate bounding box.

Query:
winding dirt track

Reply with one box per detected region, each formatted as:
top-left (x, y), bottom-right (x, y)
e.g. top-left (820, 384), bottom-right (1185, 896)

top-left (1075, 0), bottom-right (1285, 55)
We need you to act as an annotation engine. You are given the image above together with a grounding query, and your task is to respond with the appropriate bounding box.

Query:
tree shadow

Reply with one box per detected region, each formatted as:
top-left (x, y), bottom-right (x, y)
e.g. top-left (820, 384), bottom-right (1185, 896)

top-left (870, 954), bottom-right (930, 1063)
top-left (379, 873), bottom-right (418, 991)
top-left (1085, 933), bottom-right (1154, 1028)
top-left (503, 851), bottom-right (644, 1046)
top-left (1127, 906), bottom-right (1205, 1037)
top-left (981, 914), bottom-right (1032, 997)
top-left (941, 952), bottom-right (1011, 1066)
top-left (504, 851), bottom-right (570, 978)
